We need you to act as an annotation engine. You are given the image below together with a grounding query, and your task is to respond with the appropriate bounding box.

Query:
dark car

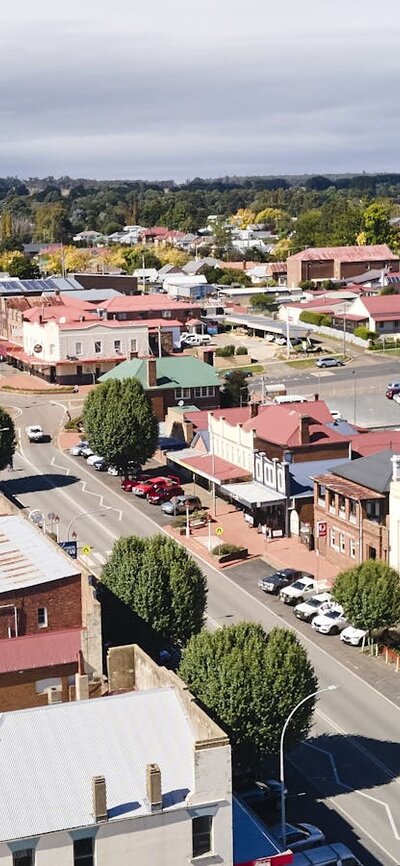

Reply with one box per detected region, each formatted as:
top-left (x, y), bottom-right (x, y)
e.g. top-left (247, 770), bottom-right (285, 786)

top-left (258, 568), bottom-right (302, 595)
top-left (93, 459), bottom-right (108, 472)
top-left (161, 494), bottom-right (203, 515)
top-left (235, 778), bottom-right (286, 810)
top-left (147, 485), bottom-right (184, 504)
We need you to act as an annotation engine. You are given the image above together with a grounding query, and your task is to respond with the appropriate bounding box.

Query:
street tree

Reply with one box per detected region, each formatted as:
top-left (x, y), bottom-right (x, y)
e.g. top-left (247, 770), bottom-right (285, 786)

top-left (179, 623), bottom-right (317, 770)
top-left (333, 560), bottom-right (400, 632)
top-left (221, 370), bottom-right (249, 408)
top-left (101, 534), bottom-right (207, 646)
top-left (0, 407), bottom-right (16, 470)
top-left (83, 377), bottom-right (158, 474)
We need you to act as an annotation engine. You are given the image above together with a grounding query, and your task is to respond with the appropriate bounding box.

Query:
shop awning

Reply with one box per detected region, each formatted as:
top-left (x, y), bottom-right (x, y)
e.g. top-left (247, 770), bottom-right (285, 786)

top-left (167, 449), bottom-right (251, 484)
top-left (221, 481), bottom-right (286, 508)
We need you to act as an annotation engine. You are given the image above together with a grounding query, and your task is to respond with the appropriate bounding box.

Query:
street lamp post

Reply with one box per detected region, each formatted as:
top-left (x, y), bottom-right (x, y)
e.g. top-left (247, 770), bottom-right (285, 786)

top-left (352, 369), bottom-right (357, 425)
top-left (279, 685), bottom-right (338, 848)
top-left (66, 509), bottom-right (108, 540)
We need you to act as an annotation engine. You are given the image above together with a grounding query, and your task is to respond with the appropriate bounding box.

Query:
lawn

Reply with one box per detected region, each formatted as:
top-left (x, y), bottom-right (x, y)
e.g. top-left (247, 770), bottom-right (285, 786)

top-left (284, 358), bottom-right (317, 369)
top-left (217, 363), bottom-right (264, 376)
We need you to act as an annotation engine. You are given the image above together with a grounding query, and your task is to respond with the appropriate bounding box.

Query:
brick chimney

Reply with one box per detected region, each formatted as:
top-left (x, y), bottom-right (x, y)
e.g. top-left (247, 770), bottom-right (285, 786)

top-left (250, 402), bottom-right (259, 418)
top-left (92, 776), bottom-right (107, 822)
top-left (146, 763), bottom-right (162, 812)
top-left (299, 414), bottom-right (310, 444)
top-left (147, 358), bottom-right (157, 388)
top-left (75, 672), bottom-right (89, 701)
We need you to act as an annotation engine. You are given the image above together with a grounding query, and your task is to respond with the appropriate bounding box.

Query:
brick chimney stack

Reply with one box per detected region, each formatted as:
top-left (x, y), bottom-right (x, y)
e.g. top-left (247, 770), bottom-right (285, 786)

top-left (299, 414), bottom-right (310, 444)
top-left (250, 402), bottom-right (259, 418)
top-left (146, 763), bottom-right (162, 812)
top-left (147, 358), bottom-right (157, 388)
top-left (92, 776), bottom-right (107, 822)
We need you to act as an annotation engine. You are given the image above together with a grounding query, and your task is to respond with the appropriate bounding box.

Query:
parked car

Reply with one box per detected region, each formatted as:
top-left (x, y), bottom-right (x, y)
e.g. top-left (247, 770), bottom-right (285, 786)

top-left (340, 625), bottom-right (367, 646)
top-left (70, 440), bottom-right (89, 456)
top-left (393, 393), bottom-right (400, 405)
top-left (86, 453), bottom-right (104, 466)
top-left (107, 465), bottom-right (120, 476)
top-left (275, 335), bottom-right (287, 345)
top-left (312, 606), bottom-right (348, 635)
top-left (235, 778), bottom-right (285, 809)
top-left (264, 333), bottom-right (275, 342)
top-left (270, 822), bottom-right (325, 853)
top-left (293, 842), bottom-right (362, 866)
top-left (258, 568), bottom-right (303, 595)
top-left (315, 356), bottom-right (344, 368)
top-left (161, 494), bottom-right (203, 515)
top-left (80, 445), bottom-right (95, 459)
top-left (147, 485), bottom-right (184, 504)
top-left (132, 475), bottom-right (180, 497)
top-left (181, 333), bottom-right (211, 347)
top-left (279, 575), bottom-right (317, 605)
top-left (386, 381), bottom-right (400, 399)
top-left (93, 459), bottom-right (108, 472)
top-left (294, 592), bottom-right (333, 623)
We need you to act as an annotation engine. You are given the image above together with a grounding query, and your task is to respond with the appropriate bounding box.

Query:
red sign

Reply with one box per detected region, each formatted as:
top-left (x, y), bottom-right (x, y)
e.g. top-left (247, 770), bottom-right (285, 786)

top-left (237, 853), bottom-right (293, 866)
top-left (317, 520), bottom-right (327, 538)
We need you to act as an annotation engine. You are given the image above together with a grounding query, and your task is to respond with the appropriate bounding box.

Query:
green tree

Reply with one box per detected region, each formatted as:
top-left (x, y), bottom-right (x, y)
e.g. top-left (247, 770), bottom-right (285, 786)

top-left (362, 202), bottom-right (394, 246)
top-left (250, 293), bottom-right (274, 311)
top-left (8, 256), bottom-right (40, 279)
top-left (221, 370), bottom-right (249, 407)
top-left (123, 247), bottom-right (162, 272)
top-left (82, 378), bottom-right (158, 474)
top-left (0, 407), bottom-right (16, 470)
top-left (101, 534), bottom-right (207, 645)
top-left (381, 285), bottom-right (397, 295)
top-left (290, 209), bottom-right (322, 251)
top-left (179, 623), bottom-right (317, 770)
top-left (332, 560), bottom-right (400, 631)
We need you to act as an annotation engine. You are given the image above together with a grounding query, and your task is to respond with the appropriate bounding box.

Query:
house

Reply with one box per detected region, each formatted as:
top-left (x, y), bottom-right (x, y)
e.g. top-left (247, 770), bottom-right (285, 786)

top-left (286, 244), bottom-right (399, 288)
top-left (0, 643), bottom-right (233, 866)
top-left (314, 450), bottom-right (395, 567)
top-left (72, 273), bottom-right (138, 294)
top-left (133, 267), bottom-right (159, 284)
top-left (99, 356), bottom-right (221, 420)
top-left (97, 292), bottom-right (200, 324)
top-left (247, 261), bottom-right (287, 285)
top-left (72, 230), bottom-right (107, 245)
top-left (182, 257), bottom-right (221, 276)
top-left (331, 294), bottom-right (400, 334)
top-left (0, 507), bottom-right (102, 711)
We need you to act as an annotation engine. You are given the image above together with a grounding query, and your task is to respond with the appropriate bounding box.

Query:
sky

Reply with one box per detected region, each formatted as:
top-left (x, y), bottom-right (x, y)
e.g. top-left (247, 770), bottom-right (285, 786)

top-left (1, 0), bottom-right (399, 180)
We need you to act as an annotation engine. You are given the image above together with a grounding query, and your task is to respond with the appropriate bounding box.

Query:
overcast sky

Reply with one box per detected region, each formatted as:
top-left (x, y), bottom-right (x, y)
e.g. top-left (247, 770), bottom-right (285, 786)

top-left (1, 0), bottom-right (399, 180)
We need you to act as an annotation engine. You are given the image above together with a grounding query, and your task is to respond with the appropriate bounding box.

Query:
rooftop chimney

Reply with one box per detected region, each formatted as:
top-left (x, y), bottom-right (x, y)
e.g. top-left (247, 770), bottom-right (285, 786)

top-left (146, 763), bottom-right (162, 812)
top-left (147, 357), bottom-right (157, 388)
top-left (250, 402), bottom-right (260, 419)
top-left (299, 414), bottom-right (310, 445)
top-left (314, 393), bottom-right (319, 402)
top-left (75, 672), bottom-right (89, 701)
top-left (92, 775), bottom-right (107, 822)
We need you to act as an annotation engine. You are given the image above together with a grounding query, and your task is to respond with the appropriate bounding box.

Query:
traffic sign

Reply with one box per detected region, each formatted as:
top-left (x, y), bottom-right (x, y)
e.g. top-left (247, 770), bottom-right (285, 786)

top-left (215, 526), bottom-right (224, 537)
top-left (29, 509), bottom-right (44, 526)
top-left (82, 545), bottom-right (92, 555)
top-left (58, 540), bottom-right (78, 559)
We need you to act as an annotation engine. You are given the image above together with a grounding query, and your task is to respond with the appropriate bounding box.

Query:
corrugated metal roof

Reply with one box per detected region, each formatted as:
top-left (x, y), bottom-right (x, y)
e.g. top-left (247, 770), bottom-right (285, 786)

top-left (0, 515), bottom-right (78, 593)
top-left (288, 244), bottom-right (398, 262)
top-left (100, 356), bottom-right (219, 389)
top-left (0, 689), bottom-right (194, 841)
top-left (0, 628), bottom-right (82, 674)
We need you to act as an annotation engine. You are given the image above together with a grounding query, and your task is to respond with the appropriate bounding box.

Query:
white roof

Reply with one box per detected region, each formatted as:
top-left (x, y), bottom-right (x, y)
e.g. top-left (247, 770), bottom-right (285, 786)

top-left (220, 481), bottom-right (285, 505)
top-left (0, 688), bottom-right (195, 841)
top-left (0, 515), bottom-right (78, 592)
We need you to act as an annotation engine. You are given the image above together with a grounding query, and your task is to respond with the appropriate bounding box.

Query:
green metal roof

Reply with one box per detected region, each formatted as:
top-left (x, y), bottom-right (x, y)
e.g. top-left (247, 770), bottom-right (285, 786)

top-left (99, 357), bottom-right (220, 390)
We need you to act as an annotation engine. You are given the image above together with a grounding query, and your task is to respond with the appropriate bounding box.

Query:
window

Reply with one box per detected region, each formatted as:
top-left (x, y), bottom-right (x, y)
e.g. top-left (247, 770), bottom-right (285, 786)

top-left (368, 545), bottom-right (377, 560)
top-left (349, 499), bottom-right (357, 522)
top-left (330, 528), bottom-right (337, 549)
top-left (74, 838), bottom-right (94, 866)
top-left (114, 339), bottom-right (121, 353)
top-left (207, 386), bottom-right (215, 397)
top-left (350, 538), bottom-right (356, 559)
top-left (192, 816), bottom-right (213, 858)
top-left (340, 533), bottom-right (345, 553)
top-left (328, 491), bottom-right (335, 512)
top-left (75, 342), bottom-right (82, 356)
top-left (130, 338), bottom-right (137, 352)
top-left (175, 387), bottom-right (190, 399)
top-left (317, 483), bottom-right (326, 505)
top-left (162, 309), bottom-right (172, 318)
top-left (49, 343), bottom-right (55, 357)
top-left (339, 495), bottom-right (346, 515)
top-left (194, 387), bottom-right (202, 398)
top-left (37, 607), bottom-right (48, 628)
top-left (94, 341), bottom-right (102, 354)
top-left (366, 501), bottom-right (380, 521)
top-left (13, 851), bottom-right (35, 866)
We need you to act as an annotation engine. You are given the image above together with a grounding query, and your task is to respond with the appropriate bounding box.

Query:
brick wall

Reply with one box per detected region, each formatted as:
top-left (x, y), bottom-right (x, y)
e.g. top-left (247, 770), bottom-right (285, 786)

top-left (0, 574), bottom-right (82, 638)
top-left (0, 662), bottom-right (77, 712)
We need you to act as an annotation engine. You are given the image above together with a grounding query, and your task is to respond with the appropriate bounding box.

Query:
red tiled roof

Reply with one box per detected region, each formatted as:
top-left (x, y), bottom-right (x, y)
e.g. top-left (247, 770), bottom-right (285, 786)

top-left (0, 628), bottom-right (82, 674)
top-left (98, 295), bottom-right (196, 312)
top-left (58, 318), bottom-right (181, 330)
top-left (284, 297), bottom-right (336, 311)
top-left (184, 407), bottom-right (252, 431)
top-left (351, 431), bottom-right (400, 457)
top-left (242, 401), bottom-right (349, 447)
top-left (288, 244), bottom-right (398, 263)
top-left (178, 453), bottom-right (250, 483)
top-left (358, 295), bottom-right (400, 317)
top-left (24, 307), bottom-right (98, 325)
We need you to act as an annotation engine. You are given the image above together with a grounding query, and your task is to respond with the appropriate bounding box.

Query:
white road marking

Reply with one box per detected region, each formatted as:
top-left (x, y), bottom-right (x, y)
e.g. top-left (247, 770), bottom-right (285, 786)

top-left (50, 456), bottom-right (122, 521)
top-left (51, 456), bottom-right (70, 476)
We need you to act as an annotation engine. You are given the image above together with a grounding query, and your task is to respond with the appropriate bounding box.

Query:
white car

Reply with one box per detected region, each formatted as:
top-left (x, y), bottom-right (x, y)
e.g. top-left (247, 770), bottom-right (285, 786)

top-left (279, 576), bottom-right (317, 605)
top-left (340, 625), bottom-right (367, 646)
top-left (294, 592), bottom-right (333, 623)
top-left (181, 333), bottom-right (211, 346)
top-left (107, 465), bottom-right (120, 476)
top-left (26, 425), bottom-right (45, 442)
top-left (69, 440), bottom-right (88, 456)
top-left (80, 446), bottom-right (94, 459)
top-left (275, 335), bottom-right (287, 345)
top-left (393, 393), bottom-right (400, 405)
top-left (312, 606), bottom-right (348, 635)
top-left (86, 453), bottom-right (104, 466)
top-left (264, 333), bottom-right (275, 342)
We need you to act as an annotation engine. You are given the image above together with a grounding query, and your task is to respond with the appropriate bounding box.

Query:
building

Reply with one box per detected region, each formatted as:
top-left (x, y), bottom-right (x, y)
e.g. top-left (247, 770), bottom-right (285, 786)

top-left (313, 450), bottom-right (394, 568)
top-left (97, 292), bottom-right (200, 324)
top-left (389, 455), bottom-right (400, 573)
top-left (286, 244), bottom-right (399, 288)
top-left (0, 643), bottom-right (233, 866)
top-left (99, 356), bottom-right (221, 420)
top-left (72, 273), bottom-right (138, 294)
top-left (331, 294), bottom-right (400, 335)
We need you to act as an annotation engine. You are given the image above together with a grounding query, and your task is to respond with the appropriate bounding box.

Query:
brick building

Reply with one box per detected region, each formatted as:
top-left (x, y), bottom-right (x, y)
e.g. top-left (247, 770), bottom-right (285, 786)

top-left (313, 450), bottom-right (393, 568)
top-left (286, 244), bottom-right (399, 288)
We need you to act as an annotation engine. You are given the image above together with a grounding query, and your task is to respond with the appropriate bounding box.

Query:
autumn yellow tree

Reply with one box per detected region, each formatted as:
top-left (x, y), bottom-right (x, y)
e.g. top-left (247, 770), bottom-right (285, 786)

top-left (230, 208), bottom-right (256, 229)
top-left (155, 246), bottom-right (190, 266)
top-left (254, 207), bottom-right (286, 229)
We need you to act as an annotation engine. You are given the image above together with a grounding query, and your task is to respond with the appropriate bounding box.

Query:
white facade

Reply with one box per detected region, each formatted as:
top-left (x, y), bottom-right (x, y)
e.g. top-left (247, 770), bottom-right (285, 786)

top-left (23, 319), bottom-right (150, 363)
top-left (389, 455), bottom-right (400, 572)
top-left (209, 414), bottom-right (254, 473)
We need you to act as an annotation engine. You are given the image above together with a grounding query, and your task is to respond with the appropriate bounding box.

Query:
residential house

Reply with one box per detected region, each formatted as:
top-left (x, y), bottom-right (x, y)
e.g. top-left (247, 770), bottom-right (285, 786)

top-left (247, 261), bottom-right (287, 285)
top-left (331, 294), bottom-right (400, 334)
top-left (286, 244), bottom-right (399, 288)
top-left (99, 356), bottom-right (221, 420)
top-left (72, 230), bottom-right (107, 245)
top-left (97, 292), bottom-right (200, 325)
top-left (314, 450), bottom-right (394, 567)
top-left (72, 273), bottom-right (138, 294)
top-left (182, 257), bottom-right (221, 276)
top-left (133, 267), bottom-right (159, 285)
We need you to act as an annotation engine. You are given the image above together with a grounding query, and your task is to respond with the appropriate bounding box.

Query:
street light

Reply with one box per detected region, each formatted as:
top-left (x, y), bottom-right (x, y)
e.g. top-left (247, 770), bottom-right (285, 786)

top-left (352, 369), bottom-right (357, 425)
top-left (279, 685), bottom-right (338, 848)
top-left (66, 508), bottom-right (109, 540)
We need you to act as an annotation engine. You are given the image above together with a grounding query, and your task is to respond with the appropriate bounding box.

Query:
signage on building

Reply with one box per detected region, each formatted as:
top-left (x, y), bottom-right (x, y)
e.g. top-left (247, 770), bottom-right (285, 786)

top-left (253, 452), bottom-right (289, 496)
top-left (58, 540), bottom-right (78, 559)
top-left (317, 520), bottom-right (327, 538)
top-left (237, 853), bottom-right (293, 866)
top-left (33, 344), bottom-right (43, 353)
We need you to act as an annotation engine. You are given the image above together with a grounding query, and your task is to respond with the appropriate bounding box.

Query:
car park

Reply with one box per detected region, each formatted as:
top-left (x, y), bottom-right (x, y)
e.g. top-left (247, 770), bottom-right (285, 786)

top-left (70, 440), bottom-right (89, 456)
top-left (258, 568), bottom-right (303, 594)
top-left (312, 606), bottom-right (348, 635)
top-left (315, 356), bottom-right (344, 368)
top-left (270, 821), bottom-right (325, 853)
top-left (107, 465), bottom-right (119, 476)
top-left (340, 625), bottom-right (368, 646)
top-left (279, 575), bottom-right (317, 605)
top-left (294, 592), bottom-right (333, 622)
top-left (147, 485), bottom-right (184, 504)
top-left (161, 494), bottom-right (203, 515)
top-left (386, 381), bottom-right (400, 399)
top-left (132, 475), bottom-right (180, 497)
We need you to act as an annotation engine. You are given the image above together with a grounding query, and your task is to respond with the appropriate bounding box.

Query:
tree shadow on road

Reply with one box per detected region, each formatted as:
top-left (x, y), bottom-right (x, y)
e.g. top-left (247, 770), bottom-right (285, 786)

top-left (290, 732), bottom-right (400, 794)
top-left (1, 473), bottom-right (80, 495)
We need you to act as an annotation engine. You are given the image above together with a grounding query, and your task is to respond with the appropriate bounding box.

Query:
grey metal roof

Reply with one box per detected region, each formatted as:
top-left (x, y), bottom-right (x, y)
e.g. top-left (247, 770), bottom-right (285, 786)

top-left (225, 311), bottom-right (310, 338)
top-left (332, 449), bottom-right (395, 493)
top-left (60, 288), bottom-right (122, 302)
top-left (0, 515), bottom-right (78, 593)
top-left (289, 457), bottom-right (346, 499)
top-left (0, 689), bottom-right (194, 841)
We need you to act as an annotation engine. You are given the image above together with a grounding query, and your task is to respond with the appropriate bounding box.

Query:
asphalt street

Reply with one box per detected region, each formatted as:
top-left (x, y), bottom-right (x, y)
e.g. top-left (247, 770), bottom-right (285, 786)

top-left (2, 384), bottom-right (400, 866)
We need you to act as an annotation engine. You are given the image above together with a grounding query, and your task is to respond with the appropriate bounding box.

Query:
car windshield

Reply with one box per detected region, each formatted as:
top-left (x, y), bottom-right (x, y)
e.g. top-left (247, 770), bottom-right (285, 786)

top-left (326, 610), bottom-right (341, 620)
top-left (307, 598), bottom-right (322, 608)
top-left (292, 580), bottom-right (306, 590)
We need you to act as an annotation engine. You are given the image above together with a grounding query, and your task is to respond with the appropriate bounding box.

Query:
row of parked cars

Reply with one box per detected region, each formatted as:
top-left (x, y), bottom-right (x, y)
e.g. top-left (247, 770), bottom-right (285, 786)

top-left (257, 568), bottom-right (367, 646)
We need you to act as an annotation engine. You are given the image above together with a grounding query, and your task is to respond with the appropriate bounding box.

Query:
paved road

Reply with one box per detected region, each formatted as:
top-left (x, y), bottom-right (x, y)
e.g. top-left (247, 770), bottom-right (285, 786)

top-left (3, 392), bottom-right (400, 866)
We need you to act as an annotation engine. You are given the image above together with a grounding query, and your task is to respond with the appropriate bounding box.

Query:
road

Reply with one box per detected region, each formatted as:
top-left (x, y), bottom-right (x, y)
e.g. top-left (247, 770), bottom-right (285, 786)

top-left (2, 387), bottom-right (400, 866)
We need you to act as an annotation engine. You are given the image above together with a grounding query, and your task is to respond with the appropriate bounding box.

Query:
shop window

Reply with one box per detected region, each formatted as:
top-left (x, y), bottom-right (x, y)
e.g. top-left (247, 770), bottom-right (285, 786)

top-left (192, 816), bottom-right (213, 858)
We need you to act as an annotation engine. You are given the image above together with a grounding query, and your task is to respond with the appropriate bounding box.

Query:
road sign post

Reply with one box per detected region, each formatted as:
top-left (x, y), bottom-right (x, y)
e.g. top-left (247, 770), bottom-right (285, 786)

top-left (215, 526), bottom-right (224, 556)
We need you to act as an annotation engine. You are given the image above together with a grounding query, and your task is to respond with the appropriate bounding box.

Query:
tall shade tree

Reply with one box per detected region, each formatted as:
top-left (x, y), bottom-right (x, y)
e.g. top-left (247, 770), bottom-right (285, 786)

top-left (0, 407), bottom-right (16, 470)
top-left (83, 378), bottom-right (158, 474)
top-left (179, 623), bottom-right (317, 771)
top-left (333, 560), bottom-right (400, 632)
top-left (101, 534), bottom-right (207, 646)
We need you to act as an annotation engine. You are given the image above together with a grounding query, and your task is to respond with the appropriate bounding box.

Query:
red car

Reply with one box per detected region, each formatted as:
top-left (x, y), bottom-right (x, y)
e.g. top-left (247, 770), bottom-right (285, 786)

top-left (147, 485), bottom-right (184, 505)
top-left (132, 475), bottom-right (180, 497)
top-left (121, 477), bottom-right (144, 492)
